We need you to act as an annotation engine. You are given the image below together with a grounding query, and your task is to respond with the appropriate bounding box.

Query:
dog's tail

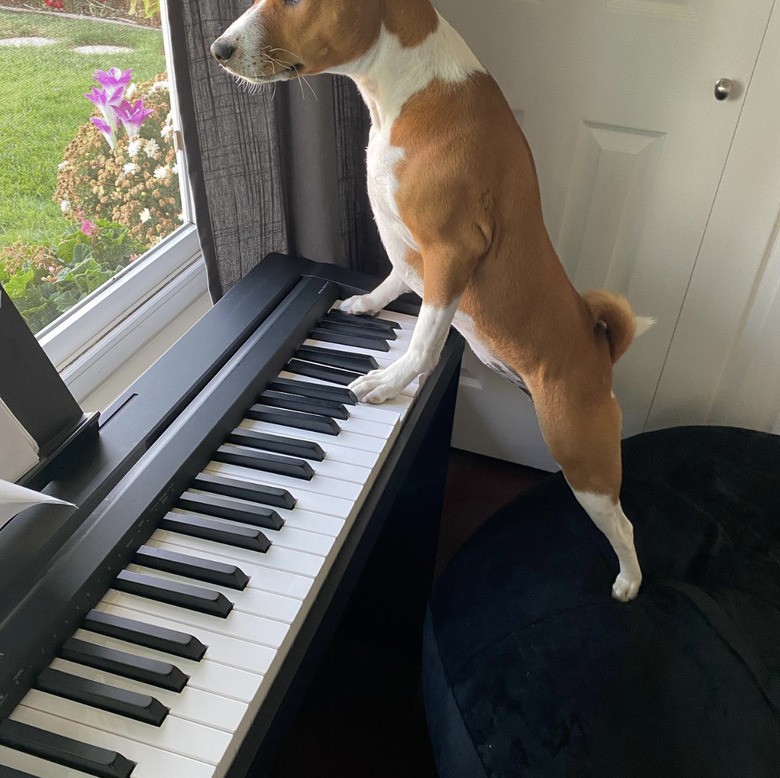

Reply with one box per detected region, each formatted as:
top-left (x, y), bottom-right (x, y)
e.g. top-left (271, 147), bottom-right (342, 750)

top-left (582, 290), bottom-right (655, 363)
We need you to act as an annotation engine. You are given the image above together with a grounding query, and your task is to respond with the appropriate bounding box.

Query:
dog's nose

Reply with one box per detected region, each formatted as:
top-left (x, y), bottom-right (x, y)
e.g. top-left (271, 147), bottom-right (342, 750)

top-left (211, 39), bottom-right (235, 63)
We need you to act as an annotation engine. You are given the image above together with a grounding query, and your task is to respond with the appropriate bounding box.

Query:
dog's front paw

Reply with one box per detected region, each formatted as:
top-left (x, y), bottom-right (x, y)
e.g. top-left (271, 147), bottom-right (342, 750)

top-left (350, 363), bottom-right (415, 404)
top-left (612, 571), bottom-right (642, 602)
top-left (338, 294), bottom-right (382, 317)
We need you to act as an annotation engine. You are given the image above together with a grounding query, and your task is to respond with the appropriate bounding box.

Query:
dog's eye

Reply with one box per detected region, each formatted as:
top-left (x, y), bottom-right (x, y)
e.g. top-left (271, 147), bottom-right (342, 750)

top-left (283, 0), bottom-right (301, 5)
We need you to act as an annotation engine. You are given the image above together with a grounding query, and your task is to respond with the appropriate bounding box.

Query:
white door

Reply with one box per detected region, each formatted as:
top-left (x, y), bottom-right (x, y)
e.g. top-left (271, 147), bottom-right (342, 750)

top-left (648, 4), bottom-right (780, 434)
top-left (436, 0), bottom-right (776, 470)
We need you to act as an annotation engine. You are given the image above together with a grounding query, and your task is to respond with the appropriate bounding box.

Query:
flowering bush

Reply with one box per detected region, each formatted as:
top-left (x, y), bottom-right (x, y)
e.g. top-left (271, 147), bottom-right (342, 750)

top-left (21, 0), bottom-right (162, 25)
top-left (55, 71), bottom-right (182, 249)
top-left (0, 220), bottom-right (145, 333)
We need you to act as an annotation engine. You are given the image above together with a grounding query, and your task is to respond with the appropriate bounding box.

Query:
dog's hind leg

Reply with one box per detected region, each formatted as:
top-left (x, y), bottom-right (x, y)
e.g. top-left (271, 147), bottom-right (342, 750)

top-left (338, 268), bottom-right (411, 316)
top-left (535, 390), bottom-right (642, 601)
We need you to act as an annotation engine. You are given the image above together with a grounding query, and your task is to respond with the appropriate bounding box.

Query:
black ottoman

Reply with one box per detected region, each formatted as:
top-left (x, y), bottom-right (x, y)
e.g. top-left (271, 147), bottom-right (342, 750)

top-left (424, 427), bottom-right (780, 778)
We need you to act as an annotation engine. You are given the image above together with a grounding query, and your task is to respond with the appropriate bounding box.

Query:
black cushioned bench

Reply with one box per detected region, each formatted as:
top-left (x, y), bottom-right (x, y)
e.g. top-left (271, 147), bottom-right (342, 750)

top-left (423, 426), bottom-right (780, 778)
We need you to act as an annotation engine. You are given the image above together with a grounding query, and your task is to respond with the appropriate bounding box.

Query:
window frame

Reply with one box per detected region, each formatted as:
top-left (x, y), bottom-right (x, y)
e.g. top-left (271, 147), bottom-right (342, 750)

top-left (34, 0), bottom-right (206, 403)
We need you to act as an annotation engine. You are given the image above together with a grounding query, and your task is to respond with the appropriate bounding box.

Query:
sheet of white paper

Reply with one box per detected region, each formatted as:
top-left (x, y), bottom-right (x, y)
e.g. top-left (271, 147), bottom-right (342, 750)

top-left (0, 397), bottom-right (39, 481)
top-left (0, 479), bottom-right (75, 530)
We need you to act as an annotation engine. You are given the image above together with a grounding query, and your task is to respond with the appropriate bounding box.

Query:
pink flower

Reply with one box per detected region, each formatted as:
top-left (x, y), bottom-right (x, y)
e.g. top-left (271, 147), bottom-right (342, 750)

top-left (92, 68), bottom-right (132, 102)
top-left (114, 99), bottom-right (154, 139)
top-left (80, 219), bottom-right (98, 237)
top-left (90, 116), bottom-right (116, 149)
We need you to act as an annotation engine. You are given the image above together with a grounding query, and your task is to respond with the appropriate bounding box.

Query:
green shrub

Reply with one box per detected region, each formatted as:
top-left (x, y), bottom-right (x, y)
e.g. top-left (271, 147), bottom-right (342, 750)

top-left (0, 219), bottom-right (146, 333)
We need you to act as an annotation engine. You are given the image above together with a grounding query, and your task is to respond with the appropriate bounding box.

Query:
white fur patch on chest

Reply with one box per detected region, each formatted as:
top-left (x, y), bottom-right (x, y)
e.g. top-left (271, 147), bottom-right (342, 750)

top-left (366, 129), bottom-right (422, 291)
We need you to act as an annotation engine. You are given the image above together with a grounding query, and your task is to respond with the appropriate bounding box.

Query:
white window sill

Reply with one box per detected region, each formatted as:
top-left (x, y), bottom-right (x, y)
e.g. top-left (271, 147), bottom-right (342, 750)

top-left (37, 223), bottom-right (210, 406)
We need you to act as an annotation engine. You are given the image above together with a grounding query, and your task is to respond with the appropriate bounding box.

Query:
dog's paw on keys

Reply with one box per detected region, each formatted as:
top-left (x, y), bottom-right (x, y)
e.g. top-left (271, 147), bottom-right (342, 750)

top-left (338, 295), bottom-right (381, 317)
top-left (612, 572), bottom-right (641, 602)
top-left (350, 367), bottom-right (409, 404)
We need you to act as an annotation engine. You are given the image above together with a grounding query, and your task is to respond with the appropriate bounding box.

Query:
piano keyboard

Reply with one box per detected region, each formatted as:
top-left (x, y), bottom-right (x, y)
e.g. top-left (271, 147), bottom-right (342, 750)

top-left (0, 302), bottom-right (422, 778)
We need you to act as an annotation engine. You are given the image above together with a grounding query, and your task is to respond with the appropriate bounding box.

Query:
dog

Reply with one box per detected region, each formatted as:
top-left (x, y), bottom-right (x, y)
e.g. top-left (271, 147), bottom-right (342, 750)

top-left (212, 0), bottom-right (652, 601)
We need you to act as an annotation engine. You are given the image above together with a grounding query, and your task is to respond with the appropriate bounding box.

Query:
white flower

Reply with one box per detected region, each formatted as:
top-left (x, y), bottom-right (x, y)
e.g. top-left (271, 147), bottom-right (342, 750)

top-left (139, 208), bottom-right (151, 224)
top-left (127, 139), bottom-right (142, 157)
top-left (143, 139), bottom-right (160, 158)
top-left (152, 80), bottom-right (169, 92)
top-left (160, 124), bottom-right (173, 139)
top-left (58, 160), bottom-right (69, 170)
top-left (171, 163), bottom-right (179, 176)
top-left (126, 83), bottom-right (137, 98)
top-left (60, 200), bottom-right (70, 213)
top-left (123, 162), bottom-right (138, 175)
top-left (154, 166), bottom-right (168, 180)
top-left (178, 212), bottom-right (185, 222)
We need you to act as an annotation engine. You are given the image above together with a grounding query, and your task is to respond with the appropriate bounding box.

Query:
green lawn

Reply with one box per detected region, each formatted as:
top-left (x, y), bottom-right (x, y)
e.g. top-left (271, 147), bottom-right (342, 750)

top-left (0, 10), bottom-right (166, 248)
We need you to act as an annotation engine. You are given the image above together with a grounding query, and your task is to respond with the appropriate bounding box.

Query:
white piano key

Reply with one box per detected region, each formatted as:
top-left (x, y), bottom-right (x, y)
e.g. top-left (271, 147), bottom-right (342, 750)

top-left (343, 402), bottom-right (402, 425)
top-left (49, 658), bottom-right (250, 738)
top-left (184, 489), bottom-right (347, 536)
top-left (145, 532), bottom-right (316, 597)
top-left (151, 526), bottom-right (323, 578)
top-left (237, 418), bottom-right (381, 463)
top-left (9, 706), bottom-right (217, 778)
top-left (206, 454), bottom-right (362, 501)
top-left (252, 404), bottom-right (397, 441)
top-left (79, 616), bottom-right (267, 699)
top-left (276, 371), bottom-right (414, 416)
top-left (198, 465), bottom-right (356, 519)
top-left (294, 344), bottom-right (420, 397)
top-left (169, 507), bottom-right (337, 556)
top-left (21, 689), bottom-right (232, 768)
top-left (100, 589), bottom-right (289, 650)
top-left (304, 332), bottom-right (412, 357)
top-left (125, 564), bottom-right (301, 624)
top-left (0, 743), bottom-right (97, 778)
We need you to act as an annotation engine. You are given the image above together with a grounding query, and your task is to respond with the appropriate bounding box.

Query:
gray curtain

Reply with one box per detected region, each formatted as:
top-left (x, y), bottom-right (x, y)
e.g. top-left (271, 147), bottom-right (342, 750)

top-left (166, 0), bottom-right (388, 301)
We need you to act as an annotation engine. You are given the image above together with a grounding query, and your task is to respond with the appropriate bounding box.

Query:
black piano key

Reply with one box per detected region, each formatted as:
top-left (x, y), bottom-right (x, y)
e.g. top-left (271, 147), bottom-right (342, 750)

top-left (115, 570), bottom-right (233, 619)
top-left (0, 719), bottom-right (135, 778)
top-left (135, 545), bottom-right (249, 591)
top-left (286, 359), bottom-right (362, 387)
top-left (310, 327), bottom-right (390, 352)
top-left (160, 513), bottom-right (271, 553)
top-left (246, 404), bottom-right (341, 436)
top-left (225, 427), bottom-right (326, 460)
top-left (316, 319), bottom-right (397, 341)
top-left (295, 345), bottom-right (378, 374)
top-left (82, 610), bottom-right (207, 661)
top-left (192, 471), bottom-right (298, 509)
top-left (269, 377), bottom-right (358, 406)
top-left (61, 638), bottom-right (188, 692)
top-left (214, 442), bottom-right (315, 480)
top-left (326, 308), bottom-right (401, 330)
top-left (259, 389), bottom-right (349, 420)
top-left (36, 667), bottom-right (169, 727)
top-left (179, 491), bottom-right (286, 531)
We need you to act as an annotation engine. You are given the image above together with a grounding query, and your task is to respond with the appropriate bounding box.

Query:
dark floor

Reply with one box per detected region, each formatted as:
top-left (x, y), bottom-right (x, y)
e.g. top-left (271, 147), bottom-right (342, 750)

top-left (265, 448), bottom-right (548, 778)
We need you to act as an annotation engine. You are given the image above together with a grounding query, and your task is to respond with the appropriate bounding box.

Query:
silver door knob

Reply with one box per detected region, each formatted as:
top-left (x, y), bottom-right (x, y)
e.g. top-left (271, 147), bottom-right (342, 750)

top-left (714, 78), bottom-right (733, 101)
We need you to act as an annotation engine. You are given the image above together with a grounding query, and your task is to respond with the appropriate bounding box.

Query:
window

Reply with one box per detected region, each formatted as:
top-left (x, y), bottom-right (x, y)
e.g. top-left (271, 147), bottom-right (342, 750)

top-left (0, 0), bottom-right (205, 400)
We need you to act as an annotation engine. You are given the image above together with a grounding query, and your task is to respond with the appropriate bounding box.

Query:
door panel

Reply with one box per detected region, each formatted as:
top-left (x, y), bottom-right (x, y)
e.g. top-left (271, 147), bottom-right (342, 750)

top-left (439, 0), bottom-right (775, 466)
top-left (648, 4), bottom-right (780, 434)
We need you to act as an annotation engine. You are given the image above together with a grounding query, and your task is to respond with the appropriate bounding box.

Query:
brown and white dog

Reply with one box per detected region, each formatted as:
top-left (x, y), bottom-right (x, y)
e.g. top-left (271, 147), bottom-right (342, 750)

top-left (211, 0), bottom-right (653, 601)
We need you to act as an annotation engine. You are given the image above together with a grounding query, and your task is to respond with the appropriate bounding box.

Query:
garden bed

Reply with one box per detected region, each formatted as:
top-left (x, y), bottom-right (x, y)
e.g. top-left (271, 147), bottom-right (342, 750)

top-left (0, 7), bottom-right (179, 333)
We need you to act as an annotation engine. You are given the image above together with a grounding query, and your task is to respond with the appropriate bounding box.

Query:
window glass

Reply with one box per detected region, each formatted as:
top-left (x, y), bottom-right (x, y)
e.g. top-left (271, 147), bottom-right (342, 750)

top-left (0, 0), bottom-right (183, 334)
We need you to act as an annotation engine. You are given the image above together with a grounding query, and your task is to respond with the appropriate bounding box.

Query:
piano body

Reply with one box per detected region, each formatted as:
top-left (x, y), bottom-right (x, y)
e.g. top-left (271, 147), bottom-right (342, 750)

top-left (0, 255), bottom-right (464, 777)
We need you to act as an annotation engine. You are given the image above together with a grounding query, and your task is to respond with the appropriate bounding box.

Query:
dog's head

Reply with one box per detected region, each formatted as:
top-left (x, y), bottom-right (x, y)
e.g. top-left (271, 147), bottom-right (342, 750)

top-left (210, 0), bottom-right (385, 84)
